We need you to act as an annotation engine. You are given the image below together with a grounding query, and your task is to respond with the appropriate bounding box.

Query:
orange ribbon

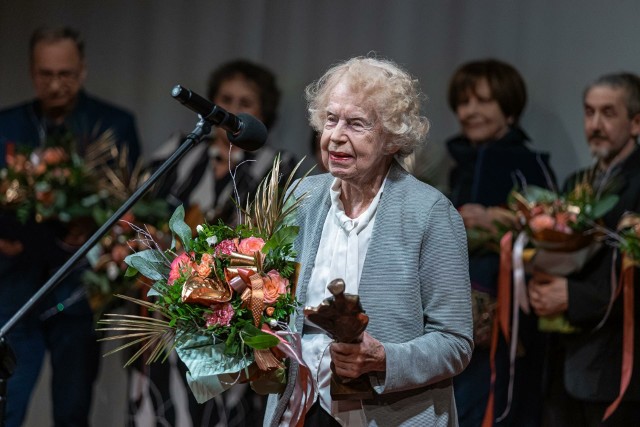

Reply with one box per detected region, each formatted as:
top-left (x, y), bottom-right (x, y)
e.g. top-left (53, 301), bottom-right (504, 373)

top-left (482, 231), bottom-right (513, 427)
top-left (232, 268), bottom-right (283, 372)
top-left (603, 255), bottom-right (635, 421)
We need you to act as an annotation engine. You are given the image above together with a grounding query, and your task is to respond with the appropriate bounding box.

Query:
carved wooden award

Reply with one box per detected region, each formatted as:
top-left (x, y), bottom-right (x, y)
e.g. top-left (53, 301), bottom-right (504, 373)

top-left (303, 278), bottom-right (374, 400)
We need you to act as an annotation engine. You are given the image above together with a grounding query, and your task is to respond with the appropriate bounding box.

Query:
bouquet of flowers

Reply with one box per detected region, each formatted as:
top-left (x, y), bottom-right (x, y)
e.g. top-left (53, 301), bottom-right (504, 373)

top-left (509, 172), bottom-right (619, 332)
top-left (83, 147), bottom-right (171, 318)
top-left (98, 158), bottom-right (312, 402)
top-left (0, 130), bottom-right (115, 225)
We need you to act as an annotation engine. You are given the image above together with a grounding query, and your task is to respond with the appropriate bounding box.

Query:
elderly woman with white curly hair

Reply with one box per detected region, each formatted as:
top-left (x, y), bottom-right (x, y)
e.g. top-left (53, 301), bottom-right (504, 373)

top-left (264, 56), bottom-right (473, 427)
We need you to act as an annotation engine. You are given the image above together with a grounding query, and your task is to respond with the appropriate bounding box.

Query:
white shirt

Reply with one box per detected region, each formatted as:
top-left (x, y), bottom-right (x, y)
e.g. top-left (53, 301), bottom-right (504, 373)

top-left (301, 177), bottom-right (385, 426)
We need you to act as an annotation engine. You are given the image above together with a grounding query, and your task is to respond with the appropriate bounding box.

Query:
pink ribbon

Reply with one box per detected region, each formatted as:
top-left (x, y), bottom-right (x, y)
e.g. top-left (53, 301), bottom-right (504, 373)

top-left (261, 325), bottom-right (316, 427)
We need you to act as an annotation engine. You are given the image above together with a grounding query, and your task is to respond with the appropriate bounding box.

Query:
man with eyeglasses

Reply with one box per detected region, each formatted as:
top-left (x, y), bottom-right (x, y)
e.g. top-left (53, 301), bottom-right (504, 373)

top-left (0, 26), bottom-right (140, 427)
top-left (0, 26), bottom-right (140, 162)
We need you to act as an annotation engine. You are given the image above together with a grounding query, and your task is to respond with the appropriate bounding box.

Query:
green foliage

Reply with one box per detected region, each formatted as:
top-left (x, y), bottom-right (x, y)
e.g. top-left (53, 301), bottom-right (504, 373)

top-left (262, 225), bottom-right (298, 254)
top-left (169, 205), bottom-right (193, 251)
top-left (240, 324), bottom-right (280, 350)
top-left (264, 244), bottom-right (296, 279)
top-left (124, 249), bottom-right (169, 281)
top-left (619, 229), bottom-right (640, 262)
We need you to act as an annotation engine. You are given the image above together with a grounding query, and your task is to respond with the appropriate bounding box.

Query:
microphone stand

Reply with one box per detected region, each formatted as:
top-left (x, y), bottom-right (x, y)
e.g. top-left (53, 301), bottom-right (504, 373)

top-left (0, 118), bottom-right (212, 426)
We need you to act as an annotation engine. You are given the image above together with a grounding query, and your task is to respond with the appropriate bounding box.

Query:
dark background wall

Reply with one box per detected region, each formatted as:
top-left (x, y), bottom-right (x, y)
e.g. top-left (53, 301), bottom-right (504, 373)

top-left (2, 0), bottom-right (640, 186)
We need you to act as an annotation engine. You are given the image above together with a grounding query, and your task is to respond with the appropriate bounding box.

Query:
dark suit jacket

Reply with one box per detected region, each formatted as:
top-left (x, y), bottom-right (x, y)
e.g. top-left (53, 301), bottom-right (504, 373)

top-left (0, 90), bottom-right (140, 167)
top-left (561, 145), bottom-right (640, 401)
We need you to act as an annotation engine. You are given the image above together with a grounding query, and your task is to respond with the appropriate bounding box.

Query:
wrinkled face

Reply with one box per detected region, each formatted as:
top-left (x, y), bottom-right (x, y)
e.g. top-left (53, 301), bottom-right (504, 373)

top-left (212, 75), bottom-right (264, 144)
top-left (31, 39), bottom-right (86, 116)
top-left (455, 78), bottom-right (511, 144)
top-left (320, 82), bottom-right (395, 186)
top-left (584, 85), bottom-right (640, 164)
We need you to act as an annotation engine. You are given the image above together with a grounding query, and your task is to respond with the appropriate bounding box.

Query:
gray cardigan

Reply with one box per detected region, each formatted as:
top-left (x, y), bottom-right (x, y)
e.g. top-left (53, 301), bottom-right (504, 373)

top-left (265, 161), bottom-right (473, 426)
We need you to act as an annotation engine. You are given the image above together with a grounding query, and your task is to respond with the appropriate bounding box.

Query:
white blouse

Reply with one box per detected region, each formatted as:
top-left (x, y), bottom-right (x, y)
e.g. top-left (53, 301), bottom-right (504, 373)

top-left (301, 176), bottom-right (385, 426)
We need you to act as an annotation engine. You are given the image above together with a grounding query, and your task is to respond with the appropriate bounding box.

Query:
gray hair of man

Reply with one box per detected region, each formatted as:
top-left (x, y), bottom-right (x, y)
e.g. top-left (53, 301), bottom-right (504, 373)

top-left (305, 56), bottom-right (430, 158)
top-left (583, 72), bottom-right (640, 119)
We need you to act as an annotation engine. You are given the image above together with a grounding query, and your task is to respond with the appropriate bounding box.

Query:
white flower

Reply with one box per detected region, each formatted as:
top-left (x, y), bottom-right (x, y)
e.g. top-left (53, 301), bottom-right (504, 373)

top-left (196, 225), bottom-right (204, 233)
top-left (206, 235), bottom-right (218, 246)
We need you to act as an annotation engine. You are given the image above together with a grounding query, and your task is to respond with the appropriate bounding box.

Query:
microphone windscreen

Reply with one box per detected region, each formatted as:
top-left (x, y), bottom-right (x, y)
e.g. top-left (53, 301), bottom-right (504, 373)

top-left (227, 113), bottom-right (268, 151)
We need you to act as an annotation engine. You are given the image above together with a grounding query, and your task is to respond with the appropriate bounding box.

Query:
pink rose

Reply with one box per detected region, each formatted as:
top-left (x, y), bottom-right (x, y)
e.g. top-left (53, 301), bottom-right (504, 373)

top-left (554, 212), bottom-right (576, 234)
top-left (262, 270), bottom-right (288, 305)
top-left (204, 303), bottom-right (234, 327)
top-left (529, 214), bottom-right (556, 233)
top-left (168, 252), bottom-right (194, 285)
top-left (215, 239), bottom-right (238, 257)
top-left (237, 237), bottom-right (265, 256)
top-left (195, 253), bottom-right (214, 278)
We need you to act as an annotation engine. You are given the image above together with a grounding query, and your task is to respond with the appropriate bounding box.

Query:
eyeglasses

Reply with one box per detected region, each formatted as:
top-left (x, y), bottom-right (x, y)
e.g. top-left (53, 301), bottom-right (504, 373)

top-left (34, 69), bottom-right (80, 85)
top-left (324, 114), bottom-right (377, 135)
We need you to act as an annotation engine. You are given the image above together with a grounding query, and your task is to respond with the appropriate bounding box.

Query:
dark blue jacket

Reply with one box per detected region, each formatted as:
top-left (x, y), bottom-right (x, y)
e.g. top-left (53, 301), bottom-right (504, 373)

top-left (0, 89), bottom-right (140, 167)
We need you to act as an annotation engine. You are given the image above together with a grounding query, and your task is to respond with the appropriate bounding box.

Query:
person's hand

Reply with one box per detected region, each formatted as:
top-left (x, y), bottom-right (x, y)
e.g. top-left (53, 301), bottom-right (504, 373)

top-left (330, 332), bottom-right (386, 378)
top-left (459, 204), bottom-right (517, 232)
top-left (528, 270), bottom-right (568, 316)
top-left (0, 238), bottom-right (24, 257)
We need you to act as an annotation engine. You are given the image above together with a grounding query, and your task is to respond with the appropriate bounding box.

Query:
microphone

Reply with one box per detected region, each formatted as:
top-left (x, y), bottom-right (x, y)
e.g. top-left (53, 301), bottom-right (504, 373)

top-left (171, 85), bottom-right (267, 151)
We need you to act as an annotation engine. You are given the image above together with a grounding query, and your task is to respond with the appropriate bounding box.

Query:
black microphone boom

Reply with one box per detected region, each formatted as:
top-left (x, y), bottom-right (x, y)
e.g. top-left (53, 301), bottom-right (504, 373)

top-left (171, 85), bottom-right (267, 151)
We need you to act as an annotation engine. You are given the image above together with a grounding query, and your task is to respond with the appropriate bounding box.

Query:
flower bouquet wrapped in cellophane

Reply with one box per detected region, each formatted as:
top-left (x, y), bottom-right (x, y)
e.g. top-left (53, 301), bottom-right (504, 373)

top-left (509, 171), bottom-right (619, 332)
top-left (98, 157), bottom-right (312, 402)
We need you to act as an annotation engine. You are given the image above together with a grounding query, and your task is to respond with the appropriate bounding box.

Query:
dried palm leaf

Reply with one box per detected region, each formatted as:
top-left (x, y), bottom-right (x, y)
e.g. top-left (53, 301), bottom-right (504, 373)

top-left (241, 155), bottom-right (313, 236)
top-left (96, 294), bottom-right (177, 365)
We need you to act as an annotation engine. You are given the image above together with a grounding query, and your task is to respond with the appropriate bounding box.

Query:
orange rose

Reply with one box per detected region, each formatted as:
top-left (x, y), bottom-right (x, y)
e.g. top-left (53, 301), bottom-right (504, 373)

top-left (41, 147), bottom-right (68, 165)
top-left (195, 253), bottom-right (214, 277)
top-left (529, 214), bottom-right (556, 233)
top-left (262, 270), bottom-right (288, 304)
top-left (237, 236), bottom-right (265, 255)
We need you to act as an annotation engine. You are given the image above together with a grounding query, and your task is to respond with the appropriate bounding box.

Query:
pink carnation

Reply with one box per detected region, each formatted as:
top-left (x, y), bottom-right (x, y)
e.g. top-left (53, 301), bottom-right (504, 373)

top-left (237, 237), bottom-right (265, 255)
top-left (168, 252), bottom-right (193, 285)
top-left (204, 303), bottom-right (234, 327)
top-left (215, 239), bottom-right (237, 257)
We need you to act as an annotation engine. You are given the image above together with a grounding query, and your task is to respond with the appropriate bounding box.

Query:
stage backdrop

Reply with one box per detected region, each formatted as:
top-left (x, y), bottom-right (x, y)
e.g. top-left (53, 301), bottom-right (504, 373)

top-left (1, 0), bottom-right (640, 424)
